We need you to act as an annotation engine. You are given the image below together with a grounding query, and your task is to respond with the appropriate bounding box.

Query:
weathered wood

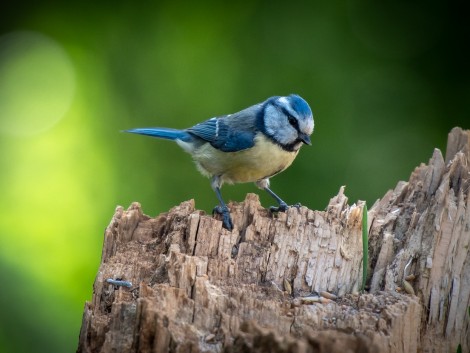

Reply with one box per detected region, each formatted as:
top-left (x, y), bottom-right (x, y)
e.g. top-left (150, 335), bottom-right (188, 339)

top-left (367, 127), bottom-right (470, 353)
top-left (78, 127), bottom-right (470, 353)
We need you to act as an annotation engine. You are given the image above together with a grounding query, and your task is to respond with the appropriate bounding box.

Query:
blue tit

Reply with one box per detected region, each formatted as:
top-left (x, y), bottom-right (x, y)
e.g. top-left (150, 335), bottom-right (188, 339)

top-left (125, 94), bottom-right (314, 230)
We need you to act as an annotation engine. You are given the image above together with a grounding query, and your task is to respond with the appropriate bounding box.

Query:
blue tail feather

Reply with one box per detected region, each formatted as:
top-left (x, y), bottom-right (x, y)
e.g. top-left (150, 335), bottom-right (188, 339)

top-left (124, 128), bottom-right (191, 142)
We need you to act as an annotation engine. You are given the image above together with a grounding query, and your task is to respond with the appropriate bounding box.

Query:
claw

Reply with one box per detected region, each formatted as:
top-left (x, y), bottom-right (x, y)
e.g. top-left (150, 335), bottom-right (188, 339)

top-left (213, 205), bottom-right (233, 230)
top-left (270, 202), bottom-right (302, 213)
top-left (269, 201), bottom-right (289, 213)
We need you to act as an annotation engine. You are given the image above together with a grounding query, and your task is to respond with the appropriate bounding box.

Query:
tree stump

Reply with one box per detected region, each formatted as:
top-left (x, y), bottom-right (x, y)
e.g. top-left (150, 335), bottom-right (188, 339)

top-left (77, 127), bottom-right (470, 353)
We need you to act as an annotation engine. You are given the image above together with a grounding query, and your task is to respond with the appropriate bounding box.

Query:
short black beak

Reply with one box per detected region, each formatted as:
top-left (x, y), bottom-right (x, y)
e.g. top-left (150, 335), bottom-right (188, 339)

top-left (299, 133), bottom-right (311, 145)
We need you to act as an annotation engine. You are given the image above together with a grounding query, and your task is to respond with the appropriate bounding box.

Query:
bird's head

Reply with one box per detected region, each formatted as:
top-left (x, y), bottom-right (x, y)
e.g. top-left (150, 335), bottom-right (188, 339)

top-left (261, 94), bottom-right (314, 151)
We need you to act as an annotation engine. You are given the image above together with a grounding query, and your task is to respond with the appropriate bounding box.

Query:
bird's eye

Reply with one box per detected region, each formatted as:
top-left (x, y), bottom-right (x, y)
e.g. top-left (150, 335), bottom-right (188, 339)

top-left (287, 115), bottom-right (298, 128)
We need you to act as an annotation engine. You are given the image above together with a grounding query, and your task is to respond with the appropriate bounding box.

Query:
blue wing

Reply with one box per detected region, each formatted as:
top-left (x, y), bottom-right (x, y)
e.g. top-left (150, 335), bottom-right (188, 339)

top-left (186, 118), bottom-right (219, 142)
top-left (187, 106), bottom-right (260, 152)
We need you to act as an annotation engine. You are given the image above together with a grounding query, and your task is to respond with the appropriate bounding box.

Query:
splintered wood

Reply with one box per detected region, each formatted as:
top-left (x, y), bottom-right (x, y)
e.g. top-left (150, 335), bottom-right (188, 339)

top-left (78, 127), bottom-right (470, 353)
top-left (367, 128), bottom-right (470, 353)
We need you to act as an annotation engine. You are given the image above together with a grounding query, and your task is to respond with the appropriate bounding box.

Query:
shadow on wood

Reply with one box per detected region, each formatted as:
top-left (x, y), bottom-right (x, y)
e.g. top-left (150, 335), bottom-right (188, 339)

top-left (78, 127), bottom-right (470, 353)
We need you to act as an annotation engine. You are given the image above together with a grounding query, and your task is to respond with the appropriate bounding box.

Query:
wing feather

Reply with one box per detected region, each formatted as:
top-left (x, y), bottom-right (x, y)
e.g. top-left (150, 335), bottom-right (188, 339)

top-left (187, 104), bottom-right (261, 152)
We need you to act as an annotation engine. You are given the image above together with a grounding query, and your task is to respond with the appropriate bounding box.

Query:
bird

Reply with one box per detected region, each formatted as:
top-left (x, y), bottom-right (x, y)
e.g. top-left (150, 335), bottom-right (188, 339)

top-left (125, 94), bottom-right (314, 230)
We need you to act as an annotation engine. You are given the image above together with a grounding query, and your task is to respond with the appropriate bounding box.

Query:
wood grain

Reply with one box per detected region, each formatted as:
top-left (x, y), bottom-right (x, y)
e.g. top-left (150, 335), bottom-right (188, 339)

top-left (78, 127), bottom-right (470, 353)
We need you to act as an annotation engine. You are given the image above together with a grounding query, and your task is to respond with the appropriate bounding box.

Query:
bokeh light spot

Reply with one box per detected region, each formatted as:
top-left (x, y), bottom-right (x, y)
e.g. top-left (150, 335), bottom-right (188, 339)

top-left (0, 31), bottom-right (75, 136)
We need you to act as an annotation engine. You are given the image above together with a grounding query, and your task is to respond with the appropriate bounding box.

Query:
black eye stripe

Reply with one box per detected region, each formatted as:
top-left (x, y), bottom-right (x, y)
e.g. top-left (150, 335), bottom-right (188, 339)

top-left (287, 115), bottom-right (299, 131)
top-left (279, 107), bottom-right (299, 128)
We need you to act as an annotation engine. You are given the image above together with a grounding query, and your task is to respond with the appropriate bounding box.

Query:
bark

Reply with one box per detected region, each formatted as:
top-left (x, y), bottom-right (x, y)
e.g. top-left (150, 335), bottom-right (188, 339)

top-left (78, 127), bottom-right (470, 353)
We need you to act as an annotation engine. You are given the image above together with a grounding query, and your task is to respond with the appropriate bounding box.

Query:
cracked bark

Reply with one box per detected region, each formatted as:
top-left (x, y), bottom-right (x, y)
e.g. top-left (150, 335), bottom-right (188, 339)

top-left (78, 127), bottom-right (470, 353)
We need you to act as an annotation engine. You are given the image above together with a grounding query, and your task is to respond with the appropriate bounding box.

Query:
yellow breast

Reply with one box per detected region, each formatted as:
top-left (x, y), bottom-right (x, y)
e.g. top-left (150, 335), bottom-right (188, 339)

top-left (191, 134), bottom-right (299, 184)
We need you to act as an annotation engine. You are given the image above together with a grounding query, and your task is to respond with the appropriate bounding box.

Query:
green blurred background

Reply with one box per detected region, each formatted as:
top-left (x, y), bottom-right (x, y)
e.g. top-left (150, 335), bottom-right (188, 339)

top-left (0, 0), bottom-right (468, 352)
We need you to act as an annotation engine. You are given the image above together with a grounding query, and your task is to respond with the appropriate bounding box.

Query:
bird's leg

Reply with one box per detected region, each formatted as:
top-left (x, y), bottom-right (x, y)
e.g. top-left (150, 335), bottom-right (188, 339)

top-left (211, 176), bottom-right (233, 230)
top-left (264, 186), bottom-right (289, 212)
top-left (213, 187), bottom-right (233, 230)
top-left (256, 179), bottom-right (301, 213)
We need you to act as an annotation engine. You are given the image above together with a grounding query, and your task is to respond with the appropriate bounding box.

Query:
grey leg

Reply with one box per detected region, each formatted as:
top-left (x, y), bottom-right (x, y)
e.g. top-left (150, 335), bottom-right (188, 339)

top-left (264, 186), bottom-right (289, 212)
top-left (256, 178), bottom-right (300, 213)
top-left (211, 176), bottom-right (233, 230)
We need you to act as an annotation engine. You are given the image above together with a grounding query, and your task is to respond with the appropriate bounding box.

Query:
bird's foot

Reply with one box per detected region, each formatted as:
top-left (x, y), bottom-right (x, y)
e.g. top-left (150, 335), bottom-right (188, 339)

top-left (269, 202), bottom-right (302, 213)
top-left (213, 205), bottom-right (233, 231)
top-left (269, 201), bottom-right (289, 213)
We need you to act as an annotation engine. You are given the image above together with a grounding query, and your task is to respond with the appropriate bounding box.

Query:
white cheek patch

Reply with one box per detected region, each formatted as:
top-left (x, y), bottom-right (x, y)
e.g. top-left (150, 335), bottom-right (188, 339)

top-left (277, 97), bottom-right (289, 105)
top-left (265, 105), bottom-right (300, 145)
top-left (264, 105), bottom-right (283, 137)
